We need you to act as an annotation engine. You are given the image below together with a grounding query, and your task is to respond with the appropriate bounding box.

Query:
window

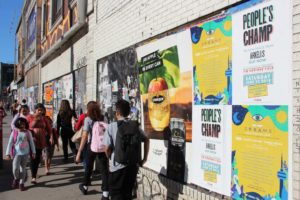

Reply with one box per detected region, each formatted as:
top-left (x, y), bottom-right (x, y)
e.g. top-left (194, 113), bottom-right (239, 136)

top-left (41, 0), bottom-right (47, 37)
top-left (27, 8), bottom-right (36, 49)
top-left (51, 0), bottom-right (63, 25)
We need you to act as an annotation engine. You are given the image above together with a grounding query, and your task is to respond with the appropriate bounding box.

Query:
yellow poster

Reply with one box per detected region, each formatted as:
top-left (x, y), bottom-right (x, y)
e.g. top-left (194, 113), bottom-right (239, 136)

top-left (191, 16), bottom-right (232, 105)
top-left (232, 105), bottom-right (288, 199)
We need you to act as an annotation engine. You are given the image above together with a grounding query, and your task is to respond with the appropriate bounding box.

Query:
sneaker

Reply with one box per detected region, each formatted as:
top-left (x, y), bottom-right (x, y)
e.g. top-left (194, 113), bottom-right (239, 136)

top-left (19, 183), bottom-right (25, 191)
top-left (31, 178), bottom-right (37, 184)
top-left (79, 183), bottom-right (87, 195)
top-left (101, 196), bottom-right (109, 200)
top-left (11, 179), bottom-right (19, 189)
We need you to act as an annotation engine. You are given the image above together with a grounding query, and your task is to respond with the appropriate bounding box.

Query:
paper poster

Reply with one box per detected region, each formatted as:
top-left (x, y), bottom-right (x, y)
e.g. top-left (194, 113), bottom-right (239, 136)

top-left (191, 16), bottom-right (232, 105)
top-left (191, 106), bottom-right (231, 196)
top-left (43, 73), bottom-right (73, 120)
top-left (103, 84), bottom-right (112, 107)
top-left (97, 47), bottom-right (141, 122)
top-left (137, 30), bottom-right (193, 142)
top-left (232, 0), bottom-right (292, 105)
top-left (61, 73), bottom-right (73, 104)
top-left (143, 140), bottom-right (168, 175)
top-left (27, 85), bottom-right (38, 114)
top-left (44, 82), bottom-right (54, 105)
top-left (75, 67), bottom-right (87, 116)
top-left (232, 105), bottom-right (288, 199)
top-left (45, 105), bottom-right (54, 120)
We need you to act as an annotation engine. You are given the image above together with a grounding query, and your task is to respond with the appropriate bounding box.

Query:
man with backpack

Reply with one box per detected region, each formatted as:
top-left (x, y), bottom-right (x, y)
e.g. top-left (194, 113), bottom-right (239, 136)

top-left (103, 99), bottom-right (149, 200)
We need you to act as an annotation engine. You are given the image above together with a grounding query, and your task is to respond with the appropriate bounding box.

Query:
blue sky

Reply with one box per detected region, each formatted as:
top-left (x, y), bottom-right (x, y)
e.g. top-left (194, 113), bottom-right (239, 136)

top-left (0, 0), bottom-right (23, 64)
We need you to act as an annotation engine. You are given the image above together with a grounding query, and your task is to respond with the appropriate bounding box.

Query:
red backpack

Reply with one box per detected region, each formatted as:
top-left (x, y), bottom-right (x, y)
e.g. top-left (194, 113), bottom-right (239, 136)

top-left (10, 129), bottom-right (32, 157)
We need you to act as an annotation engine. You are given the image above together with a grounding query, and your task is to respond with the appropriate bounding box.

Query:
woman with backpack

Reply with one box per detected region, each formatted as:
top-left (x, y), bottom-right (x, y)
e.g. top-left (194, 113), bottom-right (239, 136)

top-left (75, 101), bottom-right (109, 200)
top-left (56, 100), bottom-right (77, 162)
top-left (27, 103), bottom-right (53, 184)
top-left (73, 101), bottom-right (94, 171)
top-left (5, 118), bottom-right (36, 191)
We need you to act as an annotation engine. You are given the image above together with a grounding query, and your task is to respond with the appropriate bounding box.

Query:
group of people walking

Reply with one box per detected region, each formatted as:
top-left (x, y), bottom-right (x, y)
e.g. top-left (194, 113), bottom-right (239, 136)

top-left (4, 98), bottom-right (149, 200)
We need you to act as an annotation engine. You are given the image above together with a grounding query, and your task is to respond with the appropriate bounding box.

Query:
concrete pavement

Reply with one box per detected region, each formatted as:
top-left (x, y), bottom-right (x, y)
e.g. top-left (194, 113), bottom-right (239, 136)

top-left (0, 114), bottom-right (105, 200)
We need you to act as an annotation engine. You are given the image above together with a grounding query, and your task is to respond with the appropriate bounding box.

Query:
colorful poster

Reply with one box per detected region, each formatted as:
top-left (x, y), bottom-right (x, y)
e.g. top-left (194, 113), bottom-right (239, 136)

top-left (137, 30), bottom-right (193, 142)
top-left (43, 73), bottom-right (73, 120)
top-left (43, 82), bottom-right (54, 119)
top-left (44, 82), bottom-right (53, 105)
top-left (191, 106), bottom-right (231, 196)
top-left (232, 0), bottom-right (292, 105)
top-left (232, 105), bottom-right (288, 199)
top-left (191, 16), bottom-right (232, 105)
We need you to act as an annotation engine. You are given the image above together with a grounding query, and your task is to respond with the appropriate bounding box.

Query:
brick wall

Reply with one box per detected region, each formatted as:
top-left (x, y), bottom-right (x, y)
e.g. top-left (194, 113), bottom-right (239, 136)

top-left (293, 0), bottom-right (300, 199)
top-left (89, 0), bottom-right (300, 199)
top-left (93, 0), bottom-right (242, 60)
top-left (85, 0), bottom-right (97, 102)
top-left (136, 168), bottom-right (229, 200)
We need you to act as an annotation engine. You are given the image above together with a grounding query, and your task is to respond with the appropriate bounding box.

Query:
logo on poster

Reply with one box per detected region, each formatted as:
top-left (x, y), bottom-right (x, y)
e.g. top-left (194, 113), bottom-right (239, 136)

top-left (243, 5), bottom-right (274, 46)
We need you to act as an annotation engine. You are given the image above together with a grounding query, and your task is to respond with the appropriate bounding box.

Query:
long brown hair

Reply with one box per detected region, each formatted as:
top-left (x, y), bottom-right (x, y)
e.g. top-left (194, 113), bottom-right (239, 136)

top-left (86, 101), bottom-right (103, 121)
top-left (59, 100), bottom-right (73, 121)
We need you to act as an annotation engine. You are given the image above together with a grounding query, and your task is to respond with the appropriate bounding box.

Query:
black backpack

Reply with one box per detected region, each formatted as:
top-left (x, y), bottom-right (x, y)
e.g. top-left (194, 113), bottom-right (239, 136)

top-left (114, 120), bottom-right (141, 165)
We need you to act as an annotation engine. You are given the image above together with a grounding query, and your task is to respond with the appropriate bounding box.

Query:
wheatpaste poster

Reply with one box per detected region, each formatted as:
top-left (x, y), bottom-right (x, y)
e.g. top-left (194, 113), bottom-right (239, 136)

top-left (232, 105), bottom-right (288, 199)
top-left (136, 30), bottom-right (193, 179)
top-left (191, 106), bottom-right (231, 196)
top-left (191, 16), bottom-right (232, 105)
top-left (232, 0), bottom-right (292, 105)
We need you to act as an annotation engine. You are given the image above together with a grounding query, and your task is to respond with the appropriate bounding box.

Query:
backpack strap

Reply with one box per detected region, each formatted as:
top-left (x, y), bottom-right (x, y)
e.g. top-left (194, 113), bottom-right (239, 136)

top-left (25, 130), bottom-right (33, 156)
top-left (88, 120), bottom-right (95, 143)
top-left (11, 129), bottom-right (19, 156)
top-left (13, 129), bottom-right (18, 143)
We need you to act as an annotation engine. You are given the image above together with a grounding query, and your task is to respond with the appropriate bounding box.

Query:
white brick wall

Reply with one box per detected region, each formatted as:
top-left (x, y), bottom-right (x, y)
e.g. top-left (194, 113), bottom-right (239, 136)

top-left (86, 0), bottom-right (97, 102)
top-left (41, 48), bottom-right (71, 84)
top-left (93, 0), bottom-right (242, 60)
top-left (88, 0), bottom-right (300, 199)
top-left (294, 0), bottom-right (300, 199)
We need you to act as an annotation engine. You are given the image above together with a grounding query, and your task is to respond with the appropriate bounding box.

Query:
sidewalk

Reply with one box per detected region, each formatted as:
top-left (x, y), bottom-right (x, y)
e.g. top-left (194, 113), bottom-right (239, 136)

top-left (0, 114), bottom-right (105, 200)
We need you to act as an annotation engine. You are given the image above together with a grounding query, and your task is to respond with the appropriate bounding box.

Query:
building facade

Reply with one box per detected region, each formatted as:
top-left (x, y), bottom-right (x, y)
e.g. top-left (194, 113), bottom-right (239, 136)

top-left (38, 0), bottom-right (91, 119)
top-left (15, 0), bottom-right (300, 199)
top-left (0, 62), bottom-right (14, 102)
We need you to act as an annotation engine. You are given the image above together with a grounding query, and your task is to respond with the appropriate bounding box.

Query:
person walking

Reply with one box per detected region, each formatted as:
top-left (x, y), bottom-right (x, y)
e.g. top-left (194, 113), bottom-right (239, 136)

top-left (75, 101), bottom-right (110, 199)
top-left (56, 100), bottom-right (77, 162)
top-left (74, 103), bottom-right (90, 171)
top-left (43, 110), bottom-right (59, 175)
top-left (5, 118), bottom-right (36, 191)
top-left (11, 100), bottom-right (19, 117)
top-left (27, 103), bottom-right (53, 183)
top-left (11, 105), bottom-right (30, 130)
top-left (0, 102), bottom-right (7, 118)
top-left (103, 99), bottom-right (149, 200)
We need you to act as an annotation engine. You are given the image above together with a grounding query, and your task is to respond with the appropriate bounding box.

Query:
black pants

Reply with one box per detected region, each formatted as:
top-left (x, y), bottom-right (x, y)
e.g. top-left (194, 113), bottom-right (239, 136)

top-left (30, 148), bottom-right (43, 178)
top-left (83, 145), bottom-right (109, 192)
top-left (61, 128), bottom-right (77, 159)
top-left (109, 165), bottom-right (138, 200)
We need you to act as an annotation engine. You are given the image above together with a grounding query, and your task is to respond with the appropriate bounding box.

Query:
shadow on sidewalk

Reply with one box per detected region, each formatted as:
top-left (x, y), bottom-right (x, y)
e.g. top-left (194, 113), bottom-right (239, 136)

top-left (0, 159), bottom-right (13, 193)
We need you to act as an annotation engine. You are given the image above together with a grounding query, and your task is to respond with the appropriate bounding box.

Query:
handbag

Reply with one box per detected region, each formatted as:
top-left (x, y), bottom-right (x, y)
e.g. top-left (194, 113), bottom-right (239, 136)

top-left (71, 126), bottom-right (83, 143)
